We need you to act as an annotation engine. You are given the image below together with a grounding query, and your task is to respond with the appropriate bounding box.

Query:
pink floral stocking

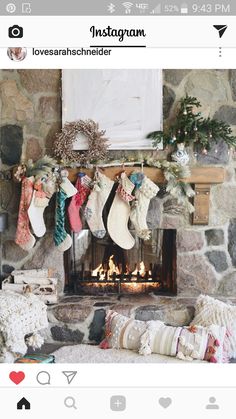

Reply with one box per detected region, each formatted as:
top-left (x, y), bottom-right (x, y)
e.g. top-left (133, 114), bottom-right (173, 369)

top-left (68, 174), bottom-right (92, 233)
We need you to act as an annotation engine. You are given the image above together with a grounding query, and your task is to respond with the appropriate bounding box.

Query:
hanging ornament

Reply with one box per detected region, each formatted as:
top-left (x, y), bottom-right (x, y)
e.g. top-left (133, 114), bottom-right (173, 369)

top-left (184, 131), bottom-right (188, 135)
top-left (202, 148), bottom-right (208, 155)
top-left (209, 132), bottom-right (213, 138)
top-left (172, 135), bottom-right (177, 143)
top-left (171, 143), bottom-right (190, 166)
top-left (194, 125), bottom-right (198, 132)
top-left (183, 108), bottom-right (187, 115)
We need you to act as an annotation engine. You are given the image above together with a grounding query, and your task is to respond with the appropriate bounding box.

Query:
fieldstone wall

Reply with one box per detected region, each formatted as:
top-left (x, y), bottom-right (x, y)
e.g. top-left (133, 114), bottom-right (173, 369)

top-left (162, 69), bottom-right (236, 298)
top-left (1, 69), bottom-right (236, 300)
top-left (0, 70), bottom-right (64, 291)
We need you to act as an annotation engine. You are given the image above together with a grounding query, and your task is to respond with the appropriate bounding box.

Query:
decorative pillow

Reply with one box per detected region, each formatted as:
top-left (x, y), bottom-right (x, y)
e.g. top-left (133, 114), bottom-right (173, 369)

top-left (139, 320), bottom-right (227, 363)
top-left (100, 311), bottom-right (229, 363)
top-left (190, 294), bottom-right (236, 358)
top-left (100, 311), bottom-right (147, 351)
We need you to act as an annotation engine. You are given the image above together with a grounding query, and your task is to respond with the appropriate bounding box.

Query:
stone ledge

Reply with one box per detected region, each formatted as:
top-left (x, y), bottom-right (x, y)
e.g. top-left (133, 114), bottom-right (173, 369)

top-left (44, 294), bottom-right (236, 345)
top-left (46, 295), bottom-right (196, 345)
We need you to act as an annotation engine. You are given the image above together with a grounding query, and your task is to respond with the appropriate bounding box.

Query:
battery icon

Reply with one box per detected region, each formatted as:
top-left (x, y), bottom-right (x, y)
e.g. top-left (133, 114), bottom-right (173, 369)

top-left (180, 3), bottom-right (188, 13)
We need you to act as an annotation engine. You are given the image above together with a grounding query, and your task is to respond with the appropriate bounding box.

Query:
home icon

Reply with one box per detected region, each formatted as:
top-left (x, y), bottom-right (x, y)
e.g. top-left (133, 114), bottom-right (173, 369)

top-left (17, 397), bottom-right (31, 410)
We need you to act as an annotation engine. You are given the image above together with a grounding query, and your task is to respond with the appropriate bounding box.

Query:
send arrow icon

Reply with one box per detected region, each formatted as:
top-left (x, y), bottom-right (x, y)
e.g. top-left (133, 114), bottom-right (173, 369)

top-left (62, 371), bottom-right (77, 384)
top-left (213, 25), bottom-right (228, 38)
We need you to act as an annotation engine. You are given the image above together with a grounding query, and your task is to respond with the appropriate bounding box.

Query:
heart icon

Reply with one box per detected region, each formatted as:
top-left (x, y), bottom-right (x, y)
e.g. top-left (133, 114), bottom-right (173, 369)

top-left (159, 397), bottom-right (172, 409)
top-left (9, 371), bottom-right (25, 385)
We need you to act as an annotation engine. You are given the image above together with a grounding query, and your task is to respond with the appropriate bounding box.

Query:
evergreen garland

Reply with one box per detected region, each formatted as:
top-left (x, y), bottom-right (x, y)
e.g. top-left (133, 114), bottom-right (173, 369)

top-left (26, 156), bottom-right (57, 179)
top-left (147, 94), bottom-right (236, 151)
top-left (146, 158), bottom-right (195, 213)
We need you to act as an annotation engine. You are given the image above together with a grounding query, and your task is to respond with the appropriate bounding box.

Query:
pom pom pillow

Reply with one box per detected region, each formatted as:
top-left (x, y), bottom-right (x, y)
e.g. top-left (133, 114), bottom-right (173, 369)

top-left (100, 310), bottom-right (228, 363)
top-left (190, 294), bottom-right (236, 358)
top-left (100, 310), bottom-right (147, 351)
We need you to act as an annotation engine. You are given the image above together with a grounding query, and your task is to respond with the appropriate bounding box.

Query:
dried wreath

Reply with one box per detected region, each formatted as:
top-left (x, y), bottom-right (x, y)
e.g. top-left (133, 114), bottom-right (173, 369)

top-left (53, 119), bottom-right (109, 164)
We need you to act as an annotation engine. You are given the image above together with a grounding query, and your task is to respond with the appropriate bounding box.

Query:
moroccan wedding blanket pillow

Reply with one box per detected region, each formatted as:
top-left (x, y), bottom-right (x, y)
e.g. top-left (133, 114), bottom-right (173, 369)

top-left (100, 310), bottom-right (229, 363)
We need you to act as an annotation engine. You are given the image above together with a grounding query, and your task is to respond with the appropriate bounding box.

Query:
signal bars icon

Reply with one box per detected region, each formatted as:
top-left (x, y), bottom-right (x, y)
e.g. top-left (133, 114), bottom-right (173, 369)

top-left (150, 4), bottom-right (161, 14)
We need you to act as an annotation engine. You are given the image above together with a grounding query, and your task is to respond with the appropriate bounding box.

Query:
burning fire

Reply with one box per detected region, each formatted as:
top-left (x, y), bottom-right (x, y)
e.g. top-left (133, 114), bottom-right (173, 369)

top-left (92, 257), bottom-right (151, 281)
top-left (91, 263), bottom-right (103, 280)
top-left (92, 255), bottom-right (120, 280)
top-left (131, 261), bottom-right (145, 278)
top-left (108, 255), bottom-right (120, 277)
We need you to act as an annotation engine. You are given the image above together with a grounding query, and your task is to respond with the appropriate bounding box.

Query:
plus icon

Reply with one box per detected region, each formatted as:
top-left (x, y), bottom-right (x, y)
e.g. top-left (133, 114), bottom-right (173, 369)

top-left (110, 395), bottom-right (126, 411)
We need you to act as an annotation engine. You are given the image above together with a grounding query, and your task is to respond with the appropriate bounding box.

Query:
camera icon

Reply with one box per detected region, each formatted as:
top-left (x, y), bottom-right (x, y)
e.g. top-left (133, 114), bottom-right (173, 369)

top-left (8, 25), bottom-right (23, 38)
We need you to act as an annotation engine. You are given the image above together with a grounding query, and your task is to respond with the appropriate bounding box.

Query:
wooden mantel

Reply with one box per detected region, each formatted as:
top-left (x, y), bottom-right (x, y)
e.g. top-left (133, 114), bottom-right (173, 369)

top-left (68, 166), bottom-right (225, 226)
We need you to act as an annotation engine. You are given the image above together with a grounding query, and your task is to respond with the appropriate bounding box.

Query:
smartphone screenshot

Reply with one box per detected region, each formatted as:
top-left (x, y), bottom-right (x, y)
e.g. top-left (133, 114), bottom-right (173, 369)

top-left (0, 0), bottom-right (236, 417)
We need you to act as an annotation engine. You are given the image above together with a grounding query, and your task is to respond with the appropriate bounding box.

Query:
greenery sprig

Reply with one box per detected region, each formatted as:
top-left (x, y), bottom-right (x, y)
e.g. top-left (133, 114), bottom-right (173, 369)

top-left (145, 158), bottom-right (195, 213)
top-left (147, 94), bottom-right (236, 151)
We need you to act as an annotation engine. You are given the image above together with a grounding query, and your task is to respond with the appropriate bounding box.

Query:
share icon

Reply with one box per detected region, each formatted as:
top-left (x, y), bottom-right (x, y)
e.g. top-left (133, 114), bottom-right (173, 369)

top-left (213, 25), bottom-right (228, 38)
top-left (62, 371), bottom-right (77, 384)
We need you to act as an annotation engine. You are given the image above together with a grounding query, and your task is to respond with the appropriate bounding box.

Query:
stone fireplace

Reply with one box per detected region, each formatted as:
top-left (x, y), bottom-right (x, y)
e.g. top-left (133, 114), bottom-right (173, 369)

top-left (2, 69), bottom-right (236, 346)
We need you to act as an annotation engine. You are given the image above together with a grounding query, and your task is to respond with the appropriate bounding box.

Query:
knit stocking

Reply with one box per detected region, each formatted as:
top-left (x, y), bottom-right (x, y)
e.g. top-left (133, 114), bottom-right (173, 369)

top-left (60, 176), bottom-right (78, 198)
top-left (68, 174), bottom-right (92, 233)
top-left (28, 181), bottom-right (49, 238)
top-left (130, 176), bottom-right (159, 240)
top-left (54, 188), bottom-right (72, 252)
top-left (107, 172), bottom-right (135, 249)
top-left (15, 176), bottom-right (36, 250)
top-left (84, 171), bottom-right (114, 238)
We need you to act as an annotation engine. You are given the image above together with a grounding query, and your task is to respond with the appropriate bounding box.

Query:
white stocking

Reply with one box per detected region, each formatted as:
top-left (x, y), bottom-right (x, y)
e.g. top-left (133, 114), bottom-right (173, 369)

top-left (84, 171), bottom-right (114, 238)
top-left (130, 176), bottom-right (159, 240)
top-left (107, 172), bottom-right (135, 249)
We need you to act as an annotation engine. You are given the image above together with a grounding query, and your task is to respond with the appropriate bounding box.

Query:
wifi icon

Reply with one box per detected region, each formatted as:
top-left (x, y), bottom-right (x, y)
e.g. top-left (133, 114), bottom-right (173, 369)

top-left (122, 2), bottom-right (134, 14)
top-left (213, 25), bottom-right (228, 38)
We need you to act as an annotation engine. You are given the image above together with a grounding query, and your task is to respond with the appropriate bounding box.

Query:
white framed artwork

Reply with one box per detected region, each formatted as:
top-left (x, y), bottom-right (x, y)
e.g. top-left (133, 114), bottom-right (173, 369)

top-left (62, 69), bottom-right (163, 150)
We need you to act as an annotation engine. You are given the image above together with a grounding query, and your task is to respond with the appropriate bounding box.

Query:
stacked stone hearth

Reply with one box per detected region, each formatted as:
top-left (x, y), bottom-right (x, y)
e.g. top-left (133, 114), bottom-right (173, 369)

top-left (2, 69), bottom-right (236, 346)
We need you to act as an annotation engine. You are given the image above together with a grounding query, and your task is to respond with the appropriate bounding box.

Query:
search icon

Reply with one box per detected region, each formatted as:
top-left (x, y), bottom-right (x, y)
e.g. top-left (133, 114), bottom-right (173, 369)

top-left (64, 396), bottom-right (77, 409)
top-left (36, 371), bottom-right (51, 385)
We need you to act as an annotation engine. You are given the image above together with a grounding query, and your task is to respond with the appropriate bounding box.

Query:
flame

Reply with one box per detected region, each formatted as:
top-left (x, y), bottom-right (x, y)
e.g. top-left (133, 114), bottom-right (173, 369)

top-left (92, 258), bottom-right (151, 281)
top-left (92, 264), bottom-right (103, 277)
top-left (108, 255), bottom-right (120, 277)
top-left (139, 261), bottom-right (146, 278)
top-left (131, 261), bottom-right (146, 278)
top-left (91, 263), bottom-right (105, 281)
top-left (92, 255), bottom-right (120, 281)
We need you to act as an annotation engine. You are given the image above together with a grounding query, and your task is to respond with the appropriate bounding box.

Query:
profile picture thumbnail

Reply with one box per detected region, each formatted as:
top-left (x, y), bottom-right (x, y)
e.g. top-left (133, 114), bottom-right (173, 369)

top-left (7, 47), bottom-right (27, 62)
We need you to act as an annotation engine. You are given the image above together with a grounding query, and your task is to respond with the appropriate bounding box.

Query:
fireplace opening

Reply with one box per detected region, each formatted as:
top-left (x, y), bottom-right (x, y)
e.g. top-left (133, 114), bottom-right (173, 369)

top-left (65, 229), bottom-right (177, 296)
